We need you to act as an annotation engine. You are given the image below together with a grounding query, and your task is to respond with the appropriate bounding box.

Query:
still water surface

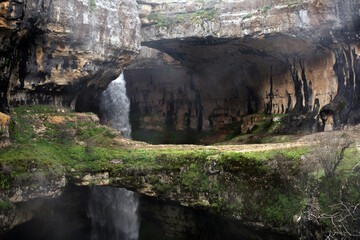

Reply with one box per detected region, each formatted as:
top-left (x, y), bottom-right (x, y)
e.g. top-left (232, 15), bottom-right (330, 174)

top-left (3, 185), bottom-right (293, 240)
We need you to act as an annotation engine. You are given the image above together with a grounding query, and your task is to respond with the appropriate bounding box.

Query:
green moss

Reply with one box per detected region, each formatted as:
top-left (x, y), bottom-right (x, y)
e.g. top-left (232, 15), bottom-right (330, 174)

top-left (262, 5), bottom-right (270, 17)
top-left (90, 0), bottom-right (96, 13)
top-left (13, 105), bottom-right (58, 115)
top-left (337, 100), bottom-right (346, 112)
top-left (190, 201), bottom-right (208, 207)
top-left (148, 9), bottom-right (216, 27)
top-left (217, 114), bottom-right (287, 145)
top-left (0, 200), bottom-right (14, 211)
top-left (181, 170), bottom-right (209, 192)
top-left (242, 13), bottom-right (252, 20)
top-left (0, 175), bottom-right (11, 190)
top-left (264, 190), bottom-right (304, 226)
top-left (286, 1), bottom-right (298, 6)
top-left (154, 183), bottom-right (176, 194)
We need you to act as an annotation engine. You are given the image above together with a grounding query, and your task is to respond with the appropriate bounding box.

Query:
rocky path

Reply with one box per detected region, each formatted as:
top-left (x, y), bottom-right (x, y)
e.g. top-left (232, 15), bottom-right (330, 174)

top-left (135, 141), bottom-right (309, 152)
top-left (117, 126), bottom-right (360, 152)
top-left (117, 136), bottom-right (310, 152)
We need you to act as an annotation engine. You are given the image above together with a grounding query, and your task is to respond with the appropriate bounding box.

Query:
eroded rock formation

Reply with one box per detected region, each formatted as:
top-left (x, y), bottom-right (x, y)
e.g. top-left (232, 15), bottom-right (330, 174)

top-left (0, 176), bottom-right (66, 233)
top-left (124, 0), bottom-right (360, 139)
top-left (0, 0), bottom-right (141, 113)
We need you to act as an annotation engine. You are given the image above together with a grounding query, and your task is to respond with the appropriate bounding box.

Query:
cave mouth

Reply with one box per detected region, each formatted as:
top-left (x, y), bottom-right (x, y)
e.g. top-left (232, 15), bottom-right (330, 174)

top-left (76, 31), bottom-right (358, 145)
top-left (121, 34), bottom-right (343, 144)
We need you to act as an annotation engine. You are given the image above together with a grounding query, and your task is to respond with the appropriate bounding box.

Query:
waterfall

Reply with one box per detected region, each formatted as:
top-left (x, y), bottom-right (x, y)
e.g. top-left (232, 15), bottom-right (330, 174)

top-left (88, 186), bottom-right (140, 240)
top-left (100, 73), bottom-right (132, 138)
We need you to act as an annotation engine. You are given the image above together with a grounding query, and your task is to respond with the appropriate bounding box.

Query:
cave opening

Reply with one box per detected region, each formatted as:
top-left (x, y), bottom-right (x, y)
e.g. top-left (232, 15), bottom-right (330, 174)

top-left (118, 34), bottom-right (341, 144)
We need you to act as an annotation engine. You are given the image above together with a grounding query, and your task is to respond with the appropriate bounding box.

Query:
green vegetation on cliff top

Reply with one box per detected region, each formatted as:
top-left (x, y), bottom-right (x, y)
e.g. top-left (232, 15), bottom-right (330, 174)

top-left (148, 9), bottom-right (216, 27)
top-left (1, 105), bottom-right (360, 237)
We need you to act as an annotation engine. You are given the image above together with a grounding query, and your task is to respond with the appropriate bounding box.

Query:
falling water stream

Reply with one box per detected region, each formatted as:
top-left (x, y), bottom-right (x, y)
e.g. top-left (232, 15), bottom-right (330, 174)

top-left (88, 186), bottom-right (140, 240)
top-left (100, 73), bottom-right (132, 138)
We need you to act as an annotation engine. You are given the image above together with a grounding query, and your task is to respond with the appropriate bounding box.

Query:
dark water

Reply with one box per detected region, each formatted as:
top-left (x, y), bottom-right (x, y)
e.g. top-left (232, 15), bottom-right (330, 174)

top-left (2, 185), bottom-right (293, 240)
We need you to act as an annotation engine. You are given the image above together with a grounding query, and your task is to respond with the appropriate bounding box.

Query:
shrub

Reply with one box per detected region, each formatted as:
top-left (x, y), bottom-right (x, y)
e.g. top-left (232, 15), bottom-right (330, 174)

top-left (262, 5), bottom-right (270, 17)
top-left (90, 0), bottom-right (95, 13)
top-left (242, 13), bottom-right (252, 20)
top-left (307, 133), bottom-right (353, 177)
top-left (0, 200), bottom-right (13, 211)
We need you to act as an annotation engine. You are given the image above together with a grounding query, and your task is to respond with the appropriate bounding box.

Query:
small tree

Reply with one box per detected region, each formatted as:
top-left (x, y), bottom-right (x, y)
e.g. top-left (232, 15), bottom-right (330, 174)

top-left (308, 133), bottom-right (353, 178)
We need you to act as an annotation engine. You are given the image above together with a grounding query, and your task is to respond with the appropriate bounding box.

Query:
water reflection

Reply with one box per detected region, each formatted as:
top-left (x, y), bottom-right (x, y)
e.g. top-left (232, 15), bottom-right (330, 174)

top-left (1, 185), bottom-right (294, 240)
top-left (88, 186), bottom-right (139, 240)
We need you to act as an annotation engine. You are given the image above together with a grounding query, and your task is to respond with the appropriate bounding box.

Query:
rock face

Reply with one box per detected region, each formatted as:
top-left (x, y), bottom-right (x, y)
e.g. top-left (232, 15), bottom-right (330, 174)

top-left (140, 0), bottom-right (359, 44)
top-left (1, 0), bottom-right (359, 138)
top-left (126, 47), bottom-right (338, 138)
top-left (0, 0), bottom-right (141, 113)
top-left (124, 0), bottom-right (360, 140)
top-left (0, 112), bottom-right (10, 148)
top-left (0, 175), bottom-right (66, 233)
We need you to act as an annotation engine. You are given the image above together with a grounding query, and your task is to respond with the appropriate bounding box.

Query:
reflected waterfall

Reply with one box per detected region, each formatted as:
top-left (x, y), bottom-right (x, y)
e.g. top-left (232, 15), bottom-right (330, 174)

top-left (88, 186), bottom-right (140, 240)
top-left (100, 73), bottom-right (132, 138)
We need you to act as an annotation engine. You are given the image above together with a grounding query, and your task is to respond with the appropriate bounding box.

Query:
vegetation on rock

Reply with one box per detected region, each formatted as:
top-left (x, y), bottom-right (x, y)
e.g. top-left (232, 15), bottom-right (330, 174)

top-left (148, 9), bottom-right (217, 27)
top-left (1, 106), bottom-right (360, 238)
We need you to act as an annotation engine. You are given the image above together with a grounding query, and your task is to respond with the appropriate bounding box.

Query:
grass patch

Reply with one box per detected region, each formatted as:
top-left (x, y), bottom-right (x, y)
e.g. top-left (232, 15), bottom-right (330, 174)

top-left (262, 5), bottom-right (270, 17)
top-left (90, 0), bottom-right (96, 13)
top-left (216, 114), bottom-right (287, 144)
top-left (148, 9), bottom-right (216, 27)
top-left (0, 200), bottom-right (14, 211)
top-left (242, 13), bottom-right (252, 20)
top-left (286, 2), bottom-right (299, 6)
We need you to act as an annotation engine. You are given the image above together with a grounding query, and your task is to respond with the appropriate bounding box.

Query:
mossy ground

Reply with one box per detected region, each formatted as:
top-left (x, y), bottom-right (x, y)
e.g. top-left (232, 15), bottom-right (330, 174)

top-left (148, 9), bottom-right (217, 27)
top-left (1, 105), bottom-right (360, 237)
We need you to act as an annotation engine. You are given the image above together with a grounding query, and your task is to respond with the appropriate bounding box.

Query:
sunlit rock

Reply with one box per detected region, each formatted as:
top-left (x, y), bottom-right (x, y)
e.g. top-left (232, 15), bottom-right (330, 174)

top-left (0, 112), bottom-right (10, 148)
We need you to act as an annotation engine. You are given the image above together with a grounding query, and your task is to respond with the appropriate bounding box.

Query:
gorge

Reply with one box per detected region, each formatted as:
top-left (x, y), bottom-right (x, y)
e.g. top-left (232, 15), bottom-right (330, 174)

top-left (1, 0), bottom-right (360, 239)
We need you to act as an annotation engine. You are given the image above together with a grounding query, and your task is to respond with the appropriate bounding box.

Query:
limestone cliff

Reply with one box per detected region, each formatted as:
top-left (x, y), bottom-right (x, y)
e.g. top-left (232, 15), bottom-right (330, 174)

top-left (0, 0), bottom-right (141, 113)
top-left (124, 0), bottom-right (360, 139)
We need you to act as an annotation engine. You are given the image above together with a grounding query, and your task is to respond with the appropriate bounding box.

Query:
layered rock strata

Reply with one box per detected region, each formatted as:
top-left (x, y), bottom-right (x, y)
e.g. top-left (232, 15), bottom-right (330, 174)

top-left (0, 0), bottom-right (141, 113)
top-left (125, 0), bottom-right (360, 138)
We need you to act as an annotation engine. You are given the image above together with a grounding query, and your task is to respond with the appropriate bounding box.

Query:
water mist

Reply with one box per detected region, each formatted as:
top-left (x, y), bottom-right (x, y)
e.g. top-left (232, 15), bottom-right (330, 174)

top-left (100, 73), bottom-right (132, 138)
top-left (88, 186), bottom-right (140, 240)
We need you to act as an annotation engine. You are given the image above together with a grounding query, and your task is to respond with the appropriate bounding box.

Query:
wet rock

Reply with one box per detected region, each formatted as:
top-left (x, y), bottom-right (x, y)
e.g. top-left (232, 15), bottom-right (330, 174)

top-left (76, 172), bottom-right (110, 186)
top-left (110, 159), bottom-right (124, 165)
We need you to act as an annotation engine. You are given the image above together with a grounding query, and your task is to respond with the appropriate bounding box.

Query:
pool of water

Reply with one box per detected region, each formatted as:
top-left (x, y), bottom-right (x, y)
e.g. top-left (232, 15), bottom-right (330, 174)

top-left (2, 185), bottom-right (293, 240)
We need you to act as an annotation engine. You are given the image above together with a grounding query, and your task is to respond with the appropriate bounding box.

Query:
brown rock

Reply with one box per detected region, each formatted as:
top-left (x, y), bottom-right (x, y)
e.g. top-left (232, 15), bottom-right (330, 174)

top-left (0, 112), bottom-right (10, 148)
top-left (0, 0), bottom-right (141, 112)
